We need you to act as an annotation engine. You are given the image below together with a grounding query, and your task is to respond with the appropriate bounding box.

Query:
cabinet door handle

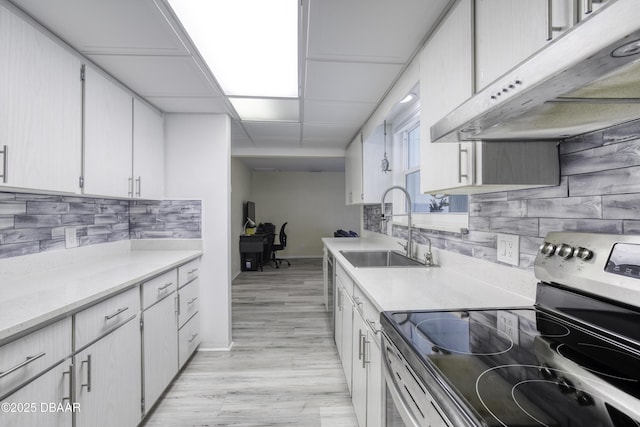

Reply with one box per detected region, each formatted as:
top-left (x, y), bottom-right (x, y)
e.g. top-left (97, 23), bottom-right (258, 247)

top-left (62, 364), bottom-right (73, 402)
top-left (358, 329), bottom-right (365, 360)
top-left (585, 0), bottom-right (593, 14)
top-left (0, 145), bottom-right (7, 183)
top-left (0, 351), bottom-right (46, 379)
top-left (81, 355), bottom-right (92, 392)
top-left (128, 177), bottom-right (133, 197)
top-left (187, 297), bottom-right (198, 305)
top-left (546, 0), bottom-right (553, 40)
top-left (458, 144), bottom-right (469, 183)
top-left (105, 306), bottom-right (128, 320)
top-left (188, 333), bottom-right (199, 343)
top-left (135, 176), bottom-right (141, 197)
top-left (363, 337), bottom-right (371, 368)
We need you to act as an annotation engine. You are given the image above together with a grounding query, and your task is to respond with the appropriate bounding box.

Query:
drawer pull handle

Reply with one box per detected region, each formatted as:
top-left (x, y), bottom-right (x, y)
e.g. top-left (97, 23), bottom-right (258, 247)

top-left (188, 333), bottom-right (199, 343)
top-left (105, 306), bottom-right (128, 320)
top-left (157, 283), bottom-right (173, 293)
top-left (187, 297), bottom-right (198, 305)
top-left (81, 355), bottom-right (92, 392)
top-left (0, 352), bottom-right (46, 379)
top-left (365, 319), bottom-right (382, 335)
top-left (188, 268), bottom-right (198, 275)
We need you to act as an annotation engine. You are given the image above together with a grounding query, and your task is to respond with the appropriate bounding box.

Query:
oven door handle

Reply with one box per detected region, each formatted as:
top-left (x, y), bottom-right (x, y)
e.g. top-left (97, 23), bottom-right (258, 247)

top-left (382, 342), bottom-right (423, 427)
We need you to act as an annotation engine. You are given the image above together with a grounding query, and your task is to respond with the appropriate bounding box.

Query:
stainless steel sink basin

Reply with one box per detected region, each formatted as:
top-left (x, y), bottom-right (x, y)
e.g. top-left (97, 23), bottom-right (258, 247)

top-left (339, 250), bottom-right (425, 268)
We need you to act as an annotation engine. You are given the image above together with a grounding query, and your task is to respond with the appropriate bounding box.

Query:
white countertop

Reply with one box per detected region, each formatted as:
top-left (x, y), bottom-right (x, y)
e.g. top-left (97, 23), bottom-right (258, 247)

top-left (323, 237), bottom-right (536, 313)
top-left (0, 240), bottom-right (202, 343)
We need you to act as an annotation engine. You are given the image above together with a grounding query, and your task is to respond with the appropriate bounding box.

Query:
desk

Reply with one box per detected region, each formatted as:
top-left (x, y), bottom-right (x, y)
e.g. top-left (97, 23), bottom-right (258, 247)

top-left (239, 233), bottom-right (272, 271)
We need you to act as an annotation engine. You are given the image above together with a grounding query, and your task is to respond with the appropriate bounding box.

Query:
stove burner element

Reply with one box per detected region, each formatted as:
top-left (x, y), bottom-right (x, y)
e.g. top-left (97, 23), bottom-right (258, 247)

top-left (477, 365), bottom-right (610, 427)
top-left (556, 343), bottom-right (640, 382)
top-left (534, 318), bottom-right (570, 338)
top-left (414, 317), bottom-right (513, 356)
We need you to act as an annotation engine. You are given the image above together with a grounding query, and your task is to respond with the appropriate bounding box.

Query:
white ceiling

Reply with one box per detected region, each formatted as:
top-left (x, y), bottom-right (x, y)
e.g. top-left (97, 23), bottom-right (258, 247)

top-left (9, 0), bottom-right (451, 171)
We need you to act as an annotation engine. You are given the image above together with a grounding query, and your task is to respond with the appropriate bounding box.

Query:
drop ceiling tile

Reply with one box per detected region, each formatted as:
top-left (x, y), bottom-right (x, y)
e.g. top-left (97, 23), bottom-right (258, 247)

top-left (243, 122), bottom-right (301, 146)
top-left (307, 0), bottom-right (448, 62)
top-left (302, 123), bottom-right (357, 149)
top-left (86, 55), bottom-right (220, 97)
top-left (304, 99), bottom-right (375, 124)
top-left (305, 60), bottom-right (403, 103)
top-left (10, 0), bottom-right (189, 55)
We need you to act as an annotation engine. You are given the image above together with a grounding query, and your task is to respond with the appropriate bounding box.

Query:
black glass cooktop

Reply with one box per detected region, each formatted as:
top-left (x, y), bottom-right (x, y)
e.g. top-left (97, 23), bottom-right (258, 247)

top-left (381, 284), bottom-right (640, 427)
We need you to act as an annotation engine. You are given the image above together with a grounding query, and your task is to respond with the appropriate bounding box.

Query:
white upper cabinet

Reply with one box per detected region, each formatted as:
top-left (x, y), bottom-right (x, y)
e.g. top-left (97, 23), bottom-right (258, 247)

top-left (345, 127), bottom-right (393, 205)
top-left (475, 0), bottom-right (576, 90)
top-left (420, 0), bottom-right (560, 194)
top-left (420, 0), bottom-right (475, 193)
top-left (133, 99), bottom-right (165, 199)
top-left (83, 65), bottom-right (133, 198)
top-left (345, 135), bottom-right (363, 205)
top-left (0, 4), bottom-right (82, 193)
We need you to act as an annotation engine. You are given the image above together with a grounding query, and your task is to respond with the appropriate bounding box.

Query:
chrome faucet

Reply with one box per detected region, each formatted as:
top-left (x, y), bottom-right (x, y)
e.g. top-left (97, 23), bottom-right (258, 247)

top-left (381, 185), bottom-right (413, 259)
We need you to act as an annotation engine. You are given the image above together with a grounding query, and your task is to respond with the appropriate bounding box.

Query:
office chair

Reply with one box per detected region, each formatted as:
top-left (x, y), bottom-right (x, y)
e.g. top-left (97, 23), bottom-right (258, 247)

top-left (271, 222), bottom-right (290, 268)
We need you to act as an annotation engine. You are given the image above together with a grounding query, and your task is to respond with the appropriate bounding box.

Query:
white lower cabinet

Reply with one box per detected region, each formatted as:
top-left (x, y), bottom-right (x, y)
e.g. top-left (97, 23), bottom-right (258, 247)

top-left (0, 317), bottom-right (73, 427)
top-left (140, 268), bottom-right (179, 416)
top-left (177, 259), bottom-right (201, 369)
top-left (337, 276), bottom-right (354, 393)
top-left (333, 257), bottom-right (384, 427)
top-left (352, 289), bottom-right (384, 427)
top-left (0, 361), bottom-right (73, 427)
top-left (178, 312), bottom-right (200, 368)
top-left (74, 287), bottom-right (141, 427)
top-left (74, 315), bottom-right (141, 427)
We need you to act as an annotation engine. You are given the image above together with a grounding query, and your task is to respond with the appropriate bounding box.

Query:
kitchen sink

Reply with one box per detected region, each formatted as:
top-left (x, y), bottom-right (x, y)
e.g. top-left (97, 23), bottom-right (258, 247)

top-left (339, 250), bottom-right (426, 268)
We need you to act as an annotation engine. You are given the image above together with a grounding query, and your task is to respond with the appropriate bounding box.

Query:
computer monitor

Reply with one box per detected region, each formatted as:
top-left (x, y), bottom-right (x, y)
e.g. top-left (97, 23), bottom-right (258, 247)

top-left (244, 201), bottom-right (256, 225)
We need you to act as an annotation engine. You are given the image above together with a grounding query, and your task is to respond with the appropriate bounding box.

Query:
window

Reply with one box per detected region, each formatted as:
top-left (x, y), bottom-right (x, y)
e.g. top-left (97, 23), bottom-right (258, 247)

top-left (402, 123), bottom-right (468, 215)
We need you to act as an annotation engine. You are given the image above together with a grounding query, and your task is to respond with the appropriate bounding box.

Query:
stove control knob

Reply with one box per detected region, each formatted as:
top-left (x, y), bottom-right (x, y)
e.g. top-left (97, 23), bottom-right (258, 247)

top-left (575, 391), bottom-right (594, 406)
top-left (557, 244), bottom-right (575, 259)
top-left (539, 242), bottom-right (557, 257)
top-left (575, 247), bottom-right (593, 260)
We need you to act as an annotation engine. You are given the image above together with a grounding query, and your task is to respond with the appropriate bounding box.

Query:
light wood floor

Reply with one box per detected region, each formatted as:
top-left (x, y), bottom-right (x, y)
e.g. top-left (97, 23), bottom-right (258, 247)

top-left (142, 258), bottom-right (358, 427)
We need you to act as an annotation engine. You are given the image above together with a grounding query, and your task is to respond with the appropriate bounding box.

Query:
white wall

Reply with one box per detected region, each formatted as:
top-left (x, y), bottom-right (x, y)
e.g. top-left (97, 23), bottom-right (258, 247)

top-left (252, 171), bottom-right (360, 257)
top-left (230, 158), bottom-right (252, 277)
top-left (164, 113), bottom-right (232, 350)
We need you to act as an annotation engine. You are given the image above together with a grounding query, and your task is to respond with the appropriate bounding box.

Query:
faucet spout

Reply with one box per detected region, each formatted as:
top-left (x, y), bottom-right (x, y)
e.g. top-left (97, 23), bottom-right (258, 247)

top-left (381, 186), bottom-right (413, 259)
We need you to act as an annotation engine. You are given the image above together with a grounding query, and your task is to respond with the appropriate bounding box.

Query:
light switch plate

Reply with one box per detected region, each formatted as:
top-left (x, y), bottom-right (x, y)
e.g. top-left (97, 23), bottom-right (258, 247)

top-left (497, 233), bottom-right (519, 266)
top-left (65, 227), bottom-right (78, 249)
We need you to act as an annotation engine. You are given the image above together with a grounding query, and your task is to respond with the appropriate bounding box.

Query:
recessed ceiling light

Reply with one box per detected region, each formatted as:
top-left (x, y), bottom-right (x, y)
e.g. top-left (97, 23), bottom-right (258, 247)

top-left (400, 93), bottom-right (416, 104)
top-left (168, 0), bottom-right (299, 98)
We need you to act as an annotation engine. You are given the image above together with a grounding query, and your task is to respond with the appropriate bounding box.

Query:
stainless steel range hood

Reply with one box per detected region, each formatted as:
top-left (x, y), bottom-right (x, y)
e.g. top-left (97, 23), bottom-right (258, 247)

top-left (432, 0), bottom-right (640, 143)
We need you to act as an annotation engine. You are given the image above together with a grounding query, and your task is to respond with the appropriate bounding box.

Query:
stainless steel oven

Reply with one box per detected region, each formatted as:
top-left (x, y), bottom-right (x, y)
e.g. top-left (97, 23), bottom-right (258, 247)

top-left (381, 232), bottom-right (640, 427)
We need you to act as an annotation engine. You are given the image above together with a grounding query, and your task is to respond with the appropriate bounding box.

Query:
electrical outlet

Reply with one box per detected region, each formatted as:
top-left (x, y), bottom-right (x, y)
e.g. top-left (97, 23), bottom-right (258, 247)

top-left (497, 233), bottom-right (519, 266)
top-left (65, 227), bottom-right (78, 249)
top-left (497, 311), bottom-right (520, 345)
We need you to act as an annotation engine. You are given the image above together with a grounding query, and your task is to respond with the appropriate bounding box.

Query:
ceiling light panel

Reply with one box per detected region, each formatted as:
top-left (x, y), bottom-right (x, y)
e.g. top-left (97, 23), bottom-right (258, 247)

top-left (168, 0), bottom-right (299, 98)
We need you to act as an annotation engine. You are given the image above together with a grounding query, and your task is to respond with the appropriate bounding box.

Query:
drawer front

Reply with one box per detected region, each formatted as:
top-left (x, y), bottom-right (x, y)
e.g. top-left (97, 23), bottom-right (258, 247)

top-left (0, 317), bottom-right (72, 396)
top-left (74, 287), bottom-right (140, 350)
top-left (178, 313), bottom-right (200, 369)
top-left (178, 258), bottom-right (200, 288)
top-left (142, 269), bottom-right (178, 310)
top-left (178, 278), bottom-right (199, 328)
top-left (336, 263), bottom-right (354, 296)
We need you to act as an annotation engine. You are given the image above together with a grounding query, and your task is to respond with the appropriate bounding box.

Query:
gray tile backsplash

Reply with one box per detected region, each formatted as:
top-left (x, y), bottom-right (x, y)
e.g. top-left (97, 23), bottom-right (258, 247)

top-left (0, 193), bottom-right (201, 259)
top-left (364, 117), bottom-right (640, 270)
